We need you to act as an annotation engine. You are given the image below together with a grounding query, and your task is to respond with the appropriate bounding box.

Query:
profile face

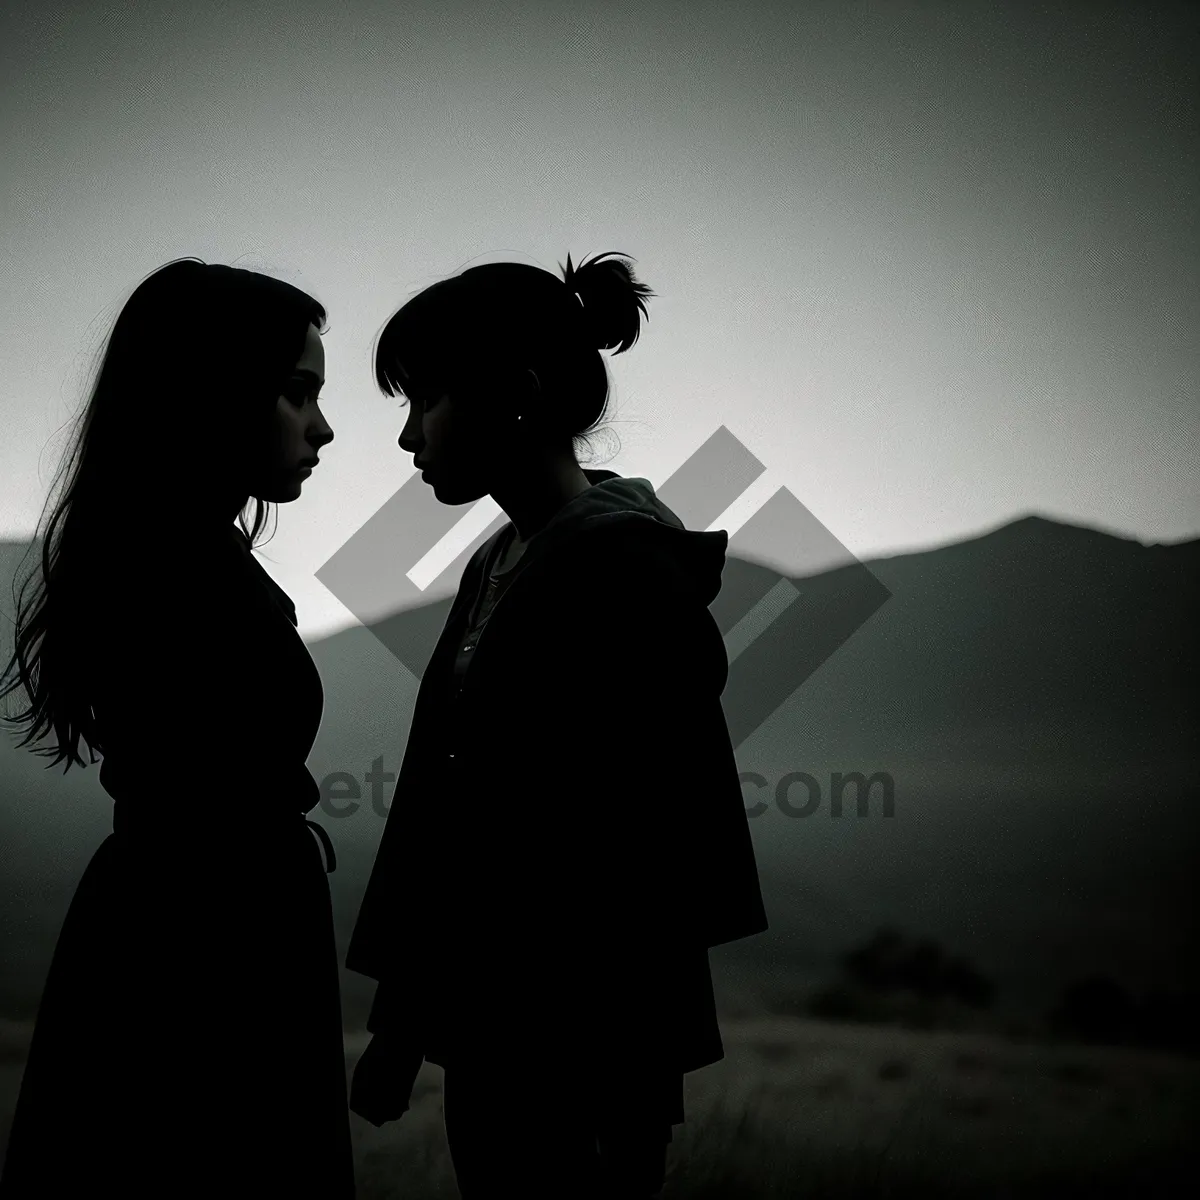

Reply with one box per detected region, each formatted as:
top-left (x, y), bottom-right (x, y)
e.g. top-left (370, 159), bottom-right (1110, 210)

top-left (396, 363), bottom-right (536, 505)
top-left (398, 385), bottom-right (500, 506)
top-left (251, 322), bottom-right (333, 503)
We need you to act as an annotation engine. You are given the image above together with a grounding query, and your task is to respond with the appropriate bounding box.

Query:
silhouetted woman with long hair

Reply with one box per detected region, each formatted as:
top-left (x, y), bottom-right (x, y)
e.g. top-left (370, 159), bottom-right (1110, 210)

top-left (0, 259), bottom-right (354, 1196)
top-left (346, 251), bottom-right (768, 1197)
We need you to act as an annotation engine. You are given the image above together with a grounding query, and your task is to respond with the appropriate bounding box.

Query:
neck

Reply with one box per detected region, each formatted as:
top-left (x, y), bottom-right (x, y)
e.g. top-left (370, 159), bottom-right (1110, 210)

top-left (491, 453), bottom-right (592, 543)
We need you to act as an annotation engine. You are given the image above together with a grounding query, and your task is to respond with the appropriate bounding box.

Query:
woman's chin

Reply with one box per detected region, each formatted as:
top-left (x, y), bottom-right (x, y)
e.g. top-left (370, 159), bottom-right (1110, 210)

top-left (258, 478), bottom-right (306, 504)
top-left (426, 472), bottom-right (488, 505)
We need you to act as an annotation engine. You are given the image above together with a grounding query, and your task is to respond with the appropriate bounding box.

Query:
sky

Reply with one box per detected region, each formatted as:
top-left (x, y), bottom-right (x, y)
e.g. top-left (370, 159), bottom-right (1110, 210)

top-left (1, 0), bottom-right (1196, 641)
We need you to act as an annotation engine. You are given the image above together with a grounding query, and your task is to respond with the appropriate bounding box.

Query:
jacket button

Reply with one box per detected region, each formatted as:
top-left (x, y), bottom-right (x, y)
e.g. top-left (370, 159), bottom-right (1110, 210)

top-left (463, 643), bottom-right (474, 651)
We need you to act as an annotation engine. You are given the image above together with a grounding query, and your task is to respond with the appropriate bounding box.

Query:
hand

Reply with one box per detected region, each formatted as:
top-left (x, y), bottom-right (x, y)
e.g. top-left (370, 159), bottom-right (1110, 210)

top-left (349, 1034), bottom-right (425, 1127)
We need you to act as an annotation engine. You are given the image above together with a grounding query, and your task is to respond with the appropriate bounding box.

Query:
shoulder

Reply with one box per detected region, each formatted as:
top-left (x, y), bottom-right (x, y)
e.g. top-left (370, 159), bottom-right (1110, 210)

top-left (551, 524), bottom-right (720, 666)
top-left (99, 530), bottom-right (259, 637)
top-left (556, 520), bottom-right (695, 596)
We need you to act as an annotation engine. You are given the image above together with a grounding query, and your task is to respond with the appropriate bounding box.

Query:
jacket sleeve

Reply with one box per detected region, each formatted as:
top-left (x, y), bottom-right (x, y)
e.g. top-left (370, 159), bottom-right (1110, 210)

top-left (361, 981), bottom-right (425, 1112)
top-left (550, 536), bottom-right (767, 952)
top-left (366, 977), bottom-right (427, 1044)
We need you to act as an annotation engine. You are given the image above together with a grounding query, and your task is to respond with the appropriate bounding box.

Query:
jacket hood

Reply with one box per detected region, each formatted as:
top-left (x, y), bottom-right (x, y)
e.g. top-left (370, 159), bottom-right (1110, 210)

top-left (480, 468), bottom-right (729, 608)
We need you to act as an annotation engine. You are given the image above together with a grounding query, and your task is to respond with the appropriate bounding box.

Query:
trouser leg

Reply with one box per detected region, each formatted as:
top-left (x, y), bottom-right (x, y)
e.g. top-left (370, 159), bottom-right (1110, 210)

top-left (442, 1066), bottom-right (604, 1199)
top-left (596, 1119), bottom-right (671, 1198)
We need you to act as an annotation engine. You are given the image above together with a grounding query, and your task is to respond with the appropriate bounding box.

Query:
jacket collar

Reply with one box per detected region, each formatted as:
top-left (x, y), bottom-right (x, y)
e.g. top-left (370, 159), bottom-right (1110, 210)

top-left (470, 469), bottom-right (729, 610)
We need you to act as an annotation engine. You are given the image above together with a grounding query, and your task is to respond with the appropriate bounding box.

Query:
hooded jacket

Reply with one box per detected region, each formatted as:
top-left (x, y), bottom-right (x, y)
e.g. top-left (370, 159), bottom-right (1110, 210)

top-left (346, 468), bottom-right (768, 1073)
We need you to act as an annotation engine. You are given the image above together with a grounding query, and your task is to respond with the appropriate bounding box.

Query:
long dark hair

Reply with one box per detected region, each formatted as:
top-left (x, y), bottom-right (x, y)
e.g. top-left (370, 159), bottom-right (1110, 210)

top-left (0, 257), bottom-right (328, 773)
top-left (373, 250), bottom-right (655, 461)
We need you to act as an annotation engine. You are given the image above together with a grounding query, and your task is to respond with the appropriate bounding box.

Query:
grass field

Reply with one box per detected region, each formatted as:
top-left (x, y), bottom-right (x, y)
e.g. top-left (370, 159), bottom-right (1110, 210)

top-left (5, 1013), bottom-right (1194, 1196)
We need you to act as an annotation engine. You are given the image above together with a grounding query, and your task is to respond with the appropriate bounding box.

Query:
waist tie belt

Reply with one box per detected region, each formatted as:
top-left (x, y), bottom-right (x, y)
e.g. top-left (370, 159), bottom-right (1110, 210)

top-left (305, 817), bottom-right (337, 874)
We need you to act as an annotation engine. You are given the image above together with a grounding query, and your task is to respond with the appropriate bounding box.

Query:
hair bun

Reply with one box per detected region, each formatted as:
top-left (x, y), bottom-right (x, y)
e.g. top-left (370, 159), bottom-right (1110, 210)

top-left (559, 250), bottom-right (655, 355)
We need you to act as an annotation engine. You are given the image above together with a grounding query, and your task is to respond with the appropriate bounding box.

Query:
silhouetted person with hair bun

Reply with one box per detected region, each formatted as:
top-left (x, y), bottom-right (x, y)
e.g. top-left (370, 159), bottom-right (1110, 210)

top-left (0, 258), bottom-right (353, 1196)
top-left (348, 251), bottom-right (768, 1197)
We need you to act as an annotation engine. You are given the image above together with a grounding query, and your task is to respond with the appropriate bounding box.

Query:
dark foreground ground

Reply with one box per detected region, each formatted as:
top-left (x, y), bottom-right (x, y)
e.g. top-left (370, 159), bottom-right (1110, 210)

top-left (2, 1011), bottom-right (1195, 1197)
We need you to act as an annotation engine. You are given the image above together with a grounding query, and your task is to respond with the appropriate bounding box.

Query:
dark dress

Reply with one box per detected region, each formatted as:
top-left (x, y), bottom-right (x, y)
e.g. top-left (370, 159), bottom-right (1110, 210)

top-left (0, 524), bottom-right (355, 1198)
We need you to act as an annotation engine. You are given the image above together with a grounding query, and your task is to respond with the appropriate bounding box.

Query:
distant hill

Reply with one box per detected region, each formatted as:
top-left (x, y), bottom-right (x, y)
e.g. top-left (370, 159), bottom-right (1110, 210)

top-left (1, 514), bottom-right (1196, 1020)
